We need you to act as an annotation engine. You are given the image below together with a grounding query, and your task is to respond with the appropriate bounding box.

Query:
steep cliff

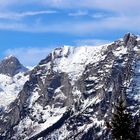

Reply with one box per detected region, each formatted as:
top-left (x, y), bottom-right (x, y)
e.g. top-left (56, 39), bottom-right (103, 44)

top-left (0, 56), bottom-right (29, 109)
top-left (0, 33), bottom-right (139, 140)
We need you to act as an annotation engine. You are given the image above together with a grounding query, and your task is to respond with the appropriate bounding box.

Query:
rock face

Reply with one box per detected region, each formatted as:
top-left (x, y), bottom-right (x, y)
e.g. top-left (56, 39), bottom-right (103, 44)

top-left (0, 33), bottom-right (140, 140)
top-left (0, 56), bottom-right (29, 118)
top-left (0, 55), bottom-right (27, 77)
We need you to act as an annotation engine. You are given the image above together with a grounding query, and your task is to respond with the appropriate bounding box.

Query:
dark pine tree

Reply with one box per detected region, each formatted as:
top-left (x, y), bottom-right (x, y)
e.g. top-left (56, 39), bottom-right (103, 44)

top-left (133, 116), bottom-right (140, 140)
top-left (110, 99), bottom-right (133, 140)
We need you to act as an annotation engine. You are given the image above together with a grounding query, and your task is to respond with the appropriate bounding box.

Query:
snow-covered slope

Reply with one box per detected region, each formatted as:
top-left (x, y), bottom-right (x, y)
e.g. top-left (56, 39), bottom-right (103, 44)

top-left (0, 56), bottom-right (29, 110)
top-left (52, 45), bottom-right (106, 80)
top-left (0, 73), bottom-right (29, 108)
top-left (10, 45), bottom-right (110, 139)
top-left (40, 45), bottom-right (110, 83)
top-left (0, 33), bottom-right (139, 140)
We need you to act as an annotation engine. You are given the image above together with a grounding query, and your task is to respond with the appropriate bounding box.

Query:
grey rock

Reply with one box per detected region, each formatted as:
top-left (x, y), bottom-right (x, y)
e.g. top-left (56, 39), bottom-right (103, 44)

top-left (0, 55), bottom-right (28, 76)
top-left (0, 33), bottom-right (140, 140)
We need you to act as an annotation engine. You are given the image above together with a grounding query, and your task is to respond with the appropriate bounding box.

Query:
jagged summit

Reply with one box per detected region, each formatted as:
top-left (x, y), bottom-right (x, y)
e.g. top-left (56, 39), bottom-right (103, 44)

top-left (4, 55), bottom-right (16, 60)
top-left (39, 33), bottom-right (139, 68)
top-left (0, 55), bottom-right (28, 76)
top-left (0, 55), bottom-right (29, 107)
top-left (123, 32), bottom-right (139, 46)
top-left (0, 33), bottom-right (139, 140)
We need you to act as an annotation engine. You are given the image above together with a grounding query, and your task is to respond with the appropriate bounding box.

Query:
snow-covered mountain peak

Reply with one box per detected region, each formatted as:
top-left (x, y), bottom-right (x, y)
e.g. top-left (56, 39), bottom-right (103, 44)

top-left (45, 44), bottom-right (110, 82)
top-left (4, 55), bottom-right (16, 60)
top-left (0, 55), bottom-right (28, 77)
top-left (0, 34), bottom-right (140, 140)
top-left (0, 56), bottom-right (29, 109)
top-left (123, 32), bottom-right (139, 45)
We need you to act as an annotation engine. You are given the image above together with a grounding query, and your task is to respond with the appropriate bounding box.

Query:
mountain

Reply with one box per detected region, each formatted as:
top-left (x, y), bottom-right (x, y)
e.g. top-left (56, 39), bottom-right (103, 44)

top-left (0, 56), bottom-right (29, 109)
top-left (0, 55), bottom-right (28, 77)
top-left (0, 33), bottom-right (140, 140)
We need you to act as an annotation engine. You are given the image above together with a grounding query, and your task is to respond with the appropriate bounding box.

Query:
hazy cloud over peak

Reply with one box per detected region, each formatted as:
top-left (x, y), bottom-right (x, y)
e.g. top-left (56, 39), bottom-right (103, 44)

top-left (0, 0), bottom-right (139, 66)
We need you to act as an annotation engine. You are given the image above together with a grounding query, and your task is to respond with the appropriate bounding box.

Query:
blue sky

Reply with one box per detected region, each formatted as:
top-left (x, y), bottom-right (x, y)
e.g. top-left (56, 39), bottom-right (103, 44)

top-left (0, 0), bottom-right (140, 66)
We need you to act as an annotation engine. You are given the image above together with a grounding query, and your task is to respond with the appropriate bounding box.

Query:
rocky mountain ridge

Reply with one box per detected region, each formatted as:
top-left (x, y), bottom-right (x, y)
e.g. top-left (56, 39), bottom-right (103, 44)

top-left (0, 55), bottom-right (28, 77)
top-left (0, 56), bottom-right (29, 110)
top-left (0, 33), bottom-right (139, 140)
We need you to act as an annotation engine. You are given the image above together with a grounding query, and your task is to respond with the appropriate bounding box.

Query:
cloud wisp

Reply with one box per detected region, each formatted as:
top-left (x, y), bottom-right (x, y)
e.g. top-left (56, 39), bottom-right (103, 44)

top-left (0, 0), bottom-right (139, 67)
top-left (0, 15), bottom-right (139, 35)
top-left (0, 0), bottom-right (139, 15)
top-left (0, 0), bottom-right (139, 36)
top-left (4, 47), bottom-right (54, 66)
top-left (0, 10), bottom-right (57, 20)
top-left (75, 39), bottom-right (111, 46)
top-left (68, 10), bottom-right (88, 17)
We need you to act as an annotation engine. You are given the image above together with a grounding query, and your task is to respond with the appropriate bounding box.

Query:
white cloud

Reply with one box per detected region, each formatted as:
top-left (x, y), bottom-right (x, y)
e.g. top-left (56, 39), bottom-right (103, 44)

top-left (3, 41), bottom-right (112, 67)
top-left (0, 0), bottom-right (139, 14)
top-left (37, 0), bottom-right (140, 14)
top-left (0, 15), bottom-right (140, 35)
top-left (91, 13), bottom-right (106, 19)
top-left (0, 1), bottom-right (139, 35)
top-left (0, 10), bottom-right (57, 20)
top-left (0, 0), bottom-right (139, 22)
top-left (68, 11), bottom-right (106, 19)
top-left (75, 39), bottom-right (111, 46)
top-left (4, 47), bottom-right (54, 66)
top-left (0, 0), bottom-right (19, 7)
top-left (69, 10), bottom-right (88, 17)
